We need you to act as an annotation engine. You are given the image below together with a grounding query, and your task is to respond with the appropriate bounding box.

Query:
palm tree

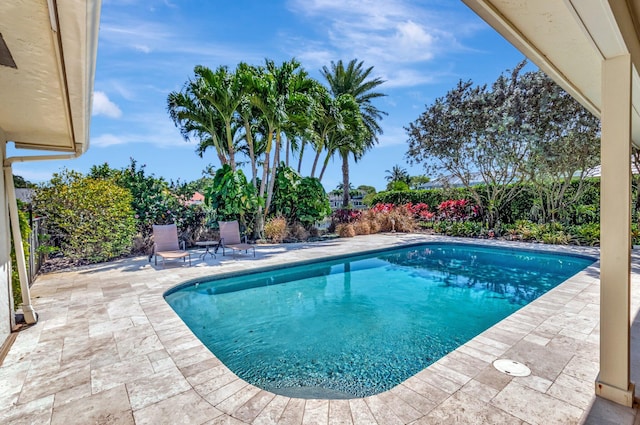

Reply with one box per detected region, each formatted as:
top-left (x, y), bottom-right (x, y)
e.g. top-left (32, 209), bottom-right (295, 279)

top-left (194, 65), bottom-right (243, 171)
top-left (320, 59), bottom-right (386, 207)
top-left (167, 65), bottom-right (243, 170)
top-left (281, 69), bottom-right (315, 168)
top-left (309, 87), bottom-right (344, 178)
top-left (385, 165), bottom-right (410, 184)
top-left (235, 62), bottom-right (262, 188)
top-left (246, 58), bottom-right (314, 237)
top-left (167, 82), bottom-right (229, 167)
top-left (317, 94), bottom-right (364, 183)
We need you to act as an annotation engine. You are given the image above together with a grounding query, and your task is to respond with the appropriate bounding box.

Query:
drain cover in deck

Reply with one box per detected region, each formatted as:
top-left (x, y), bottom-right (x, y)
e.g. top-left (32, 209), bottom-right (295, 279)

top-left (493, 359), bottom-right (531, 377)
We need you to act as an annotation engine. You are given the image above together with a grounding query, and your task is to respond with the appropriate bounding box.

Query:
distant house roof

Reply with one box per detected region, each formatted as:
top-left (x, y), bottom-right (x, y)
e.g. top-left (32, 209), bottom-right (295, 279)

top-left (15, 188), bottom-right (35, 204)
top-left (418, 173), bottom-right (485, 189)
top-left (186, 191), bottom-right (205, 205)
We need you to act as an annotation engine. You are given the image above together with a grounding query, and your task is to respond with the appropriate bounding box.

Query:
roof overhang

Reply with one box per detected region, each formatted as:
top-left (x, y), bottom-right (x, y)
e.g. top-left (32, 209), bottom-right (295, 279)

top-left (0, 0), bottom-right (101, 154)
top-left (461, 0), bottom-right (640, 146)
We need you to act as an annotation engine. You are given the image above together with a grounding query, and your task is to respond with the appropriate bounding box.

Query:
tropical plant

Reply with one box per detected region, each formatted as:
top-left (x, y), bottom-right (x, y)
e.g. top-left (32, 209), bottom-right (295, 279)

top-left (203, 164), bottom-right (262, 232)
top-left (385, 165), bottom-right (410, 184)
top-left (270, 165), bottom-right (331, 227)
top-left (332, 209), bottom-right (362, 224)
top-left (168, 72), bottom-right (231, 167)
top-left (243, 58), bottom-right (317, 236)
top-left (321, 59), bottom-right (387, 207)
top-left (168, 57), bottom-right (386, 234)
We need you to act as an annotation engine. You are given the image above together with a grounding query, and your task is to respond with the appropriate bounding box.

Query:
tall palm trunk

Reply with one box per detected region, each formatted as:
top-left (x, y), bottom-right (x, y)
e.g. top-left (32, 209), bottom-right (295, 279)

top-left (225, 121), bottom-right (236, 171)
top-left (341, 151), bottom-right (350, 208)
top-left (285, 135), bottom-right (290, 167)
top-left (255, 131), bottom-right (274, 239)
top-left (264, 131), bottom-right (281, 218)
top-left (216, 151), bottom-right (228, 167)
top-left (297, 141), bottom-right (305, 173)
top-left (319, 149), bottom-right (333, 182)
top-left (243, 120), bottom-right (257, 188)
top-left (310, 148), bottom-right (321, 178)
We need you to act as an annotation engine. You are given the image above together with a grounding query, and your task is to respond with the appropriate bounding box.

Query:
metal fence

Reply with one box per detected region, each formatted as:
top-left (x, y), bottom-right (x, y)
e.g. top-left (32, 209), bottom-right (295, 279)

top-left (28, 217), bottom-right (45, 284)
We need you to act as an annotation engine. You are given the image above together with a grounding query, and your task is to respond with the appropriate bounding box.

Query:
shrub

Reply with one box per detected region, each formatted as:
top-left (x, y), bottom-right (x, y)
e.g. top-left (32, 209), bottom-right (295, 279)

top-left (369, 179), bottom-right (602, 226)
top-left (271, 165), bottom-right (331, 227)
top-left (360, 210), bottom-right (382, 234)
top-left (405, 202), bottom-right (435, 221)
top-left (298, 177), bottom-right (331, 226)
top-left (353, 220), bottom-right (372, 235)
top-left (332, 209), bottom-right (362, 224)
top-left (287, 222), bottom-right (310, 241)
top-left (336, 223), bottom-right (356, 238)
top-left (368, 204), bottom-right (416, 233)
top-left (541, 231), bottom-right (570, 245)
top-left (437, 199), bottom-right (478, 221)
top-left (569, 223), bottom-right (600, 246)
top-left (33, 170), bottom-right (136, 263)
top-left (264, 216), bottom-right (287, 243)
top-left (90, 159), bottom-right (206, 245)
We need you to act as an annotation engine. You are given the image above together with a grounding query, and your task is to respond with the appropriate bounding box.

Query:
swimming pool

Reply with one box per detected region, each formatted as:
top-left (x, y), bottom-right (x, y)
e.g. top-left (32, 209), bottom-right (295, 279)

top-left (165, 243), bottom-right (594, 399)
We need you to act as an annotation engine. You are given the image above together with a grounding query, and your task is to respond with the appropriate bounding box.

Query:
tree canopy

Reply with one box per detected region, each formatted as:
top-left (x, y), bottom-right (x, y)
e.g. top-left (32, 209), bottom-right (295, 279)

top-left (406, 61), bottom-right (600, 226)
top-left (168, 57), bottom-right (386, 235)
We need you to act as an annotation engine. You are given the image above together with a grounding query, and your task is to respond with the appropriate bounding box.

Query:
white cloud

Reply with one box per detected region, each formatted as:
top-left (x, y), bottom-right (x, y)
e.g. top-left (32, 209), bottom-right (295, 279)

top-left (381, 69), bottom-right (436, 88)
top-left (296, 48), bottom-right (334, 68)
top-left (92, 91), bottom-right (122, 118)
top-left (91, 133), bottom-right (128, 147)
top-left (376, 126), bottom-right (409, 148)
top-left (287, 0), bottom-right (468, 88)
top-left (133, 44), bottom-right (152, 53)
top-left (91, 111), bottom-right (198, 149)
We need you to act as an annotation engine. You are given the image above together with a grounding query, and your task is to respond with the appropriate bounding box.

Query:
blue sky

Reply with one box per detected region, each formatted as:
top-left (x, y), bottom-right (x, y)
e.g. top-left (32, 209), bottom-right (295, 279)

top-left (10, 0), bottom-right (526, 192)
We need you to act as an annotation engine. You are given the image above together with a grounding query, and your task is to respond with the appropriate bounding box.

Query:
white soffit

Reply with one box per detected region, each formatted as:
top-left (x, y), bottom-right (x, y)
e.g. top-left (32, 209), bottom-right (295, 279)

top-left (0, 0), bottom-right (101, 154)
top-left (462, 0), bottom-right (640, 145)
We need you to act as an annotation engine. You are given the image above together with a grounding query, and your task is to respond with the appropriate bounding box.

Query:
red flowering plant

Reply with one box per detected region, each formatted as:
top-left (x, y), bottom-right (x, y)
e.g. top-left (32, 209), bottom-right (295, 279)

top-left (404, 202), bottom-right (435, 221)
top-left (371, 203), bottom-right (395, 213)
top-left (437, 199), bottom-right (479, 221)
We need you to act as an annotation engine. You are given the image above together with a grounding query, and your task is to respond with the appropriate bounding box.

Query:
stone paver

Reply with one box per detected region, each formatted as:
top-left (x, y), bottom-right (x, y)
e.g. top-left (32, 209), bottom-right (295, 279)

top-left (1, 234), bottom-right (639, 424)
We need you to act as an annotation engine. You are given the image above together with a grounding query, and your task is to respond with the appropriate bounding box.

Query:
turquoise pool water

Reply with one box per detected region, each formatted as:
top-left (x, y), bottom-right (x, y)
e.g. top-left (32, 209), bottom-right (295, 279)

top-left (165, 243), bottom-right (594, 399)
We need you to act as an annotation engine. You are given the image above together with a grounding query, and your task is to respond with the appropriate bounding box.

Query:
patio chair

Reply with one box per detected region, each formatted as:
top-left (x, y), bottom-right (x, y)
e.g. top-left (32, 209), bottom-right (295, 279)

top-left (151, 224), bottom-right (191, 267)
top-left (219, 220), bottom-right (255, 257)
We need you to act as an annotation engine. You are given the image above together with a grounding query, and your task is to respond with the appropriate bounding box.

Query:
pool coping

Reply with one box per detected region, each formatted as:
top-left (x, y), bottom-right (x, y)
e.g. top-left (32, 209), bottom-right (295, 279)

top-left (0, 233), bottom-right (637, 424)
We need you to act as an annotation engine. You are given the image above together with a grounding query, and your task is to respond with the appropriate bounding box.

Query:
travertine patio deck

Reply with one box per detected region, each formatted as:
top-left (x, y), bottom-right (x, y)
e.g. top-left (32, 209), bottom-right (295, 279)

top-left (1, 234), bottom-right (639, 424)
